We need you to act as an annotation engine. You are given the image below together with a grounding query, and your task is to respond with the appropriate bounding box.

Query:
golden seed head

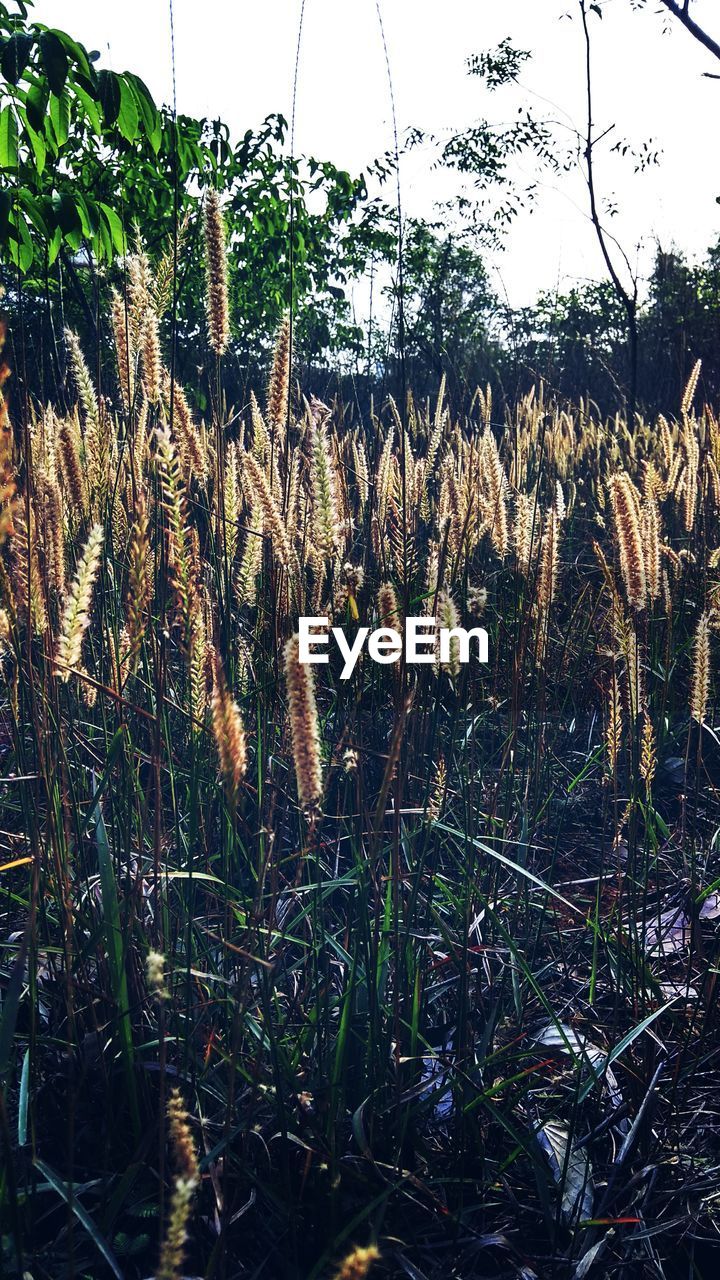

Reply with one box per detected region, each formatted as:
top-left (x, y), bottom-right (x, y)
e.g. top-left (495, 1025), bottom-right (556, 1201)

top-left (204, 188), bottom-right (230, 356)
top-left (284, 632), bottom-right (324, 817)
top-left (332, 1245), bottom-right (380, 1280)
top-left (267, 313), bottom-right (291, 430)
top-left (210, 650), bottom-right (247, 808)
top-left (690, 612), bottom-right (711, 724)
top-left (609, 473), bottom-right (646, 612)
top-left (55, 524), bottom-right (104, 680)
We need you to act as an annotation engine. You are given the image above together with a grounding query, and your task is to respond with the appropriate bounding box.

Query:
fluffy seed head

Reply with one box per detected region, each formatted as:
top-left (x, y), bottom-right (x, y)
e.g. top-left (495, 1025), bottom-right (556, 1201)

top-left (690, 612), bottom-right (711, 724)
top-left (55, 524), bottom-right (103, 680)
top-left (204, 189), bottom-right (229, 356)
top-left (609, 473), bottom-right (646, 612)
top-left (156, 1090), bottom-right (199, 1280)
top-left (267, 313), bottom-right (291, 431)
top-left (284, 633), bottom-right (324, 817)
top-left (332, 1246), bottom-right (380, 1280)
top-left (210, 650), bottom-right (247, 808)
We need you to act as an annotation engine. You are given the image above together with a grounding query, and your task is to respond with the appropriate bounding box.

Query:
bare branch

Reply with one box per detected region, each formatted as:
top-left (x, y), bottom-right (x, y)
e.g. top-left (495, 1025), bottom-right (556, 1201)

top-left (579, 0), bottom-right (638, 410)
top-left (658, 0), bottom-right (720, 63)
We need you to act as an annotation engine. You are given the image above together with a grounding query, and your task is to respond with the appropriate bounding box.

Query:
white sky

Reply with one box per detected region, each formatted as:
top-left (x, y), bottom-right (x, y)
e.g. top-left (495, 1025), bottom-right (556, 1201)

top-left (31, 0), bottom-right (720, 309)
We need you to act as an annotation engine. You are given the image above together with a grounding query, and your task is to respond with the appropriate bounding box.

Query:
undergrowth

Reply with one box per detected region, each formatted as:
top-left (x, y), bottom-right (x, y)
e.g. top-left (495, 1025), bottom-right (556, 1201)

top-left (0, 204), bottom-right (719, 1279)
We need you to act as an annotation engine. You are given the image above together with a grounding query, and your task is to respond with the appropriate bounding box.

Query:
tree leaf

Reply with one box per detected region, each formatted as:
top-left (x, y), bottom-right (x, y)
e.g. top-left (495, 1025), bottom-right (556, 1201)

top-left (22, 116), bottom-right (46, 175)
top-left (74, 82), bottom-right (101, 134)
top-left (1, 33), bottom-right (33, 86)
top-left (19, 190), bottom-right (52, 239)
top-left (38, 30), bottom-right (68, 95)
top-left (74, 193), bottom-right (99, 239)
top-left (124, 71), bottom-right (161, 152)
top-left (49, 28), bottom-right (94, 81)
top-left (116, 74), bottom-right (139, 143)
top-left (0, 190), bottom-right (8, 243)
top-left (97, 68), bottom-right (121, 127)
top-left (0, 106), bottom-right (18, 170)
top-left (24, 81), bottom-right (48, 132)
top-left (51, 191), bottom-right (81, 235)
top-left (99, 202), bottom-right (126, 254)
top-left (46, 222), bottom-right (62, 267)
top-left (48, 91), bottom-right (70, 148)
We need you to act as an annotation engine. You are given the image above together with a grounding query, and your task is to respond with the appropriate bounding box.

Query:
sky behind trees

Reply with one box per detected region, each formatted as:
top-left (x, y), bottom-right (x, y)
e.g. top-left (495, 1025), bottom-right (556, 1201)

top-left (33, 0), bottom-right (719, 307)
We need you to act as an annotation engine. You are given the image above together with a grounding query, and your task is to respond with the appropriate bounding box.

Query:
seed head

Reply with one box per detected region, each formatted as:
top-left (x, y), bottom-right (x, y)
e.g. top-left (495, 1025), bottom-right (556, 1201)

top-left (284, 632), bottom-right (324, 817)
top-left (204, 189), bottom-right (229, 356)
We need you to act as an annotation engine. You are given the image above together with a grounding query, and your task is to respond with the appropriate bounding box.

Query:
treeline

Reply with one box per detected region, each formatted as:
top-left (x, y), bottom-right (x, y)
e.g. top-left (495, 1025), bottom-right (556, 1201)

top-left (0, 2), bottom-right (716, 423)
top-left (352, 226), bottom-right (720, 420)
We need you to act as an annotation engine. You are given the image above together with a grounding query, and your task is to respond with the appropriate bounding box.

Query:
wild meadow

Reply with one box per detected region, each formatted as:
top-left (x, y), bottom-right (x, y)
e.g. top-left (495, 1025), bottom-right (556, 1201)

top-left (0, 183), bottom-right (718, 1280)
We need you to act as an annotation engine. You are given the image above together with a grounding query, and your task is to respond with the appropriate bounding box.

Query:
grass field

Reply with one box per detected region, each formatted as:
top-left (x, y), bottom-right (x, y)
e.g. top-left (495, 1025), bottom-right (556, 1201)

top-left (1, 207), bottom-right (720, 1280)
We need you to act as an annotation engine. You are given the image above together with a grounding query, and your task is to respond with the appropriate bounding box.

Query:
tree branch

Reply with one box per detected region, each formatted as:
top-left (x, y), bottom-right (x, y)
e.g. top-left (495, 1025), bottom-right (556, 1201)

top-left (579, 0), bottom-right (638, 411)
top-left (659, 0), bottom-right (720, 63)
top-left (579, 1), bottom-right (636, 318)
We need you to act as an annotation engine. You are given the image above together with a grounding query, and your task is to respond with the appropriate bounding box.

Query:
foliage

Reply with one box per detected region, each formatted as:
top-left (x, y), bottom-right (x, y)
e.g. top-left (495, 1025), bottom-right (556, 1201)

top-left (0, 2), bottom-right (394, 393)
top-left (383, 217), bottom-right (503, 399)
top-left (508, 240), bottom-right (720, 413)
top-left (0, 257), bottom-right (718, 1277)
top-left (403, 39), bottom-right (558, 247)
top-left (0, 0), bottom-right (164, 274)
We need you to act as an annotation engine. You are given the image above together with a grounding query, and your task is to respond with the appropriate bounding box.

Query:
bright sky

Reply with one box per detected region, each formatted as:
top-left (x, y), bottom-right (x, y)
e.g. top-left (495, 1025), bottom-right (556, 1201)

top-left (31, 0), bottom-right (720, 309)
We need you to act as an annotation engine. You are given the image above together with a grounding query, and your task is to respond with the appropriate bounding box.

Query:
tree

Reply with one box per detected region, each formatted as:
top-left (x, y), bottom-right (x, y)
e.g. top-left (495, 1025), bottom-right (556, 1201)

top-left (401, 39), bottom-right (558, 249)
top-left (511, 279), bottom-right (630, 407)
top-left (384, 219), bottom-right (503, 402)
top-left (0, 2), bottom-right (395, 407)
top-left (579, 0), bottom-right (640, 414)
top-left (0, 1), bottom-right (165, 276)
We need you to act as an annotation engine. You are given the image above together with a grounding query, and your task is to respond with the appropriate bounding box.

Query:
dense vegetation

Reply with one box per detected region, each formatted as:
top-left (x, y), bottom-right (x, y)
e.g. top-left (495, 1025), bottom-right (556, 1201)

top-left (0, 211), bottom-right (718, 1280)
top-left (0, 2), bottom-right (719, 1279)
top-left (0, 1), bottom-right (718, 421)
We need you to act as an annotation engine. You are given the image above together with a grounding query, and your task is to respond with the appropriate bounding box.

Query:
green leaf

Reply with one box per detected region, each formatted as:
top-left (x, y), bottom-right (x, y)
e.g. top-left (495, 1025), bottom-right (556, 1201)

top-left (0, 189), bottom-right (10, 240)
top-left (34, 1159), bottom-right (123, 1280)
top-left (23, 117), bottom-right (46, 175)
top-left (0, 106), bottom-right (18, 170)
top-left (39, 31), bottom-right (68, 95)
top-left (0, 928), bottom-right (27, 1083)
top-left (52, 191), bottom-right (81, 235)
top-left (97, 68), bottom-right (121, 127)
top-left (24, 81), bottom-right (48, 132)
top-left (19, 190), bottom-right (52, 239)
top-left (99, 202), bottom-right (126, 255)
top-left (49, 28), bottom-right (94, 81)
top-left (17, 1050), bottom-right (29, 1145)
top-left (74, 82), bottom-right (101, 134)
top-left (116, 74), bottom-right (139, 143)
top-left (94, 789), bottom-right (139, 1136)
top-left (48, 91), bottom-right (70, 148)
top-left (9, 210), bottom-right (35, 272)
top-left (93, 216), bottom-right (112, 263)
top-left (74, 194), bottom-right (99, 239)
top-left (124, 72), bottom-right (161, 152)
top-left (46, 222), bottom-right (61, 266)
top-left (1, 33), bottom-right (33, 86)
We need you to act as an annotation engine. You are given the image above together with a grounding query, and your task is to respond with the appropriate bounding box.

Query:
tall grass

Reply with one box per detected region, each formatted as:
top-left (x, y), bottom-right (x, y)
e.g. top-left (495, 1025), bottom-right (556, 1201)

top-left (0, 230), bottom-right (719, 1280)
